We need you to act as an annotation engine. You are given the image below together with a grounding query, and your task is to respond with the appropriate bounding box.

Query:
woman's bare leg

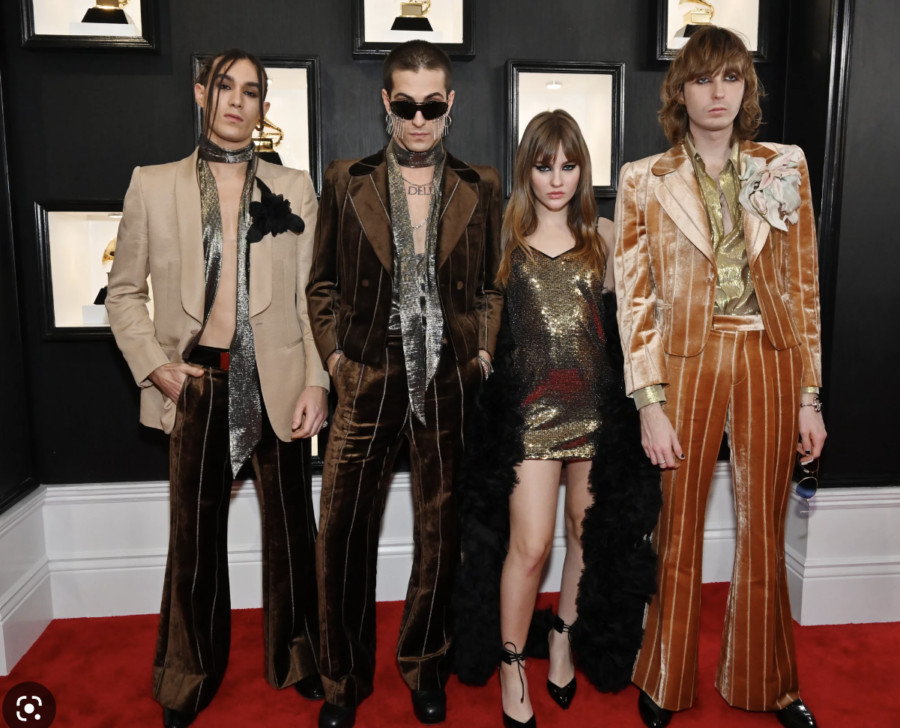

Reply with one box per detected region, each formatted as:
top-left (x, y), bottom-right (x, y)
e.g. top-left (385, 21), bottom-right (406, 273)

top-left (499, 459), bottom-right (562, 721)
top-left (548, 459), bottom-right (593, 687)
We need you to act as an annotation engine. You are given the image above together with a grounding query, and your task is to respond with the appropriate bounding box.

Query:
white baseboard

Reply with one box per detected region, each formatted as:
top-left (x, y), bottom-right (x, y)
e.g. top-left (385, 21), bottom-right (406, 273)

top-left (3, 462), bottom-right (897, 675)
top-left (786, 484), bottom-right (900, 625)
top-left (0, 487), bottom-right (53, 675)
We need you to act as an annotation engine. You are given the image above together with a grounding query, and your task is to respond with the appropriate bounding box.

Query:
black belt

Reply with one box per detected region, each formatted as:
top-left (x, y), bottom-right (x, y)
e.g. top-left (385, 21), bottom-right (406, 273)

top-left (186, 345), bottom-right (230, 371)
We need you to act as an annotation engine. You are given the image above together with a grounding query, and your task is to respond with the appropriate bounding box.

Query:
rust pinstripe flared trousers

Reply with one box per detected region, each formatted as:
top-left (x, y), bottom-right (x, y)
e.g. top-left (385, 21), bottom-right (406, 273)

top-left (633, 315), bottom-right (802, 713)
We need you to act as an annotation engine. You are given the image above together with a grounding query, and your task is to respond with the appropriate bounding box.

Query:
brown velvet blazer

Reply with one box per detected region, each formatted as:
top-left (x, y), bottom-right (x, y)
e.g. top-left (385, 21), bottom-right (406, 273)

top-left (614, 140), bottom-right (823, 396)
top-left (307, 149), bottom-right (504, 368)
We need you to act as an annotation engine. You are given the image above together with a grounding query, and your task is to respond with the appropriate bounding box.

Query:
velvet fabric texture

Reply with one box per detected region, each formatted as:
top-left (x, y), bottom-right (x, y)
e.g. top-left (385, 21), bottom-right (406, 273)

top-left (614, 141), bottom-right (822, 397)
top-left (306, 149), bottom-right (505, 368)
top-left (633, 316), bottom-right (802, 713)
top-left (316, 336), bottom-right (482, 708)
top-left (153, 368), bottom-right (319, 714)
top-left (452, 294), bottom-right (661, 692)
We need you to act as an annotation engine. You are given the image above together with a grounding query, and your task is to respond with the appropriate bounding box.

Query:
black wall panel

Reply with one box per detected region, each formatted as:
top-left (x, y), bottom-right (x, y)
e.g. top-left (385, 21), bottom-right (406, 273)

top-left (1, 0), bottom-right (791, 484)
top-left (818, 0), bottom-right (899, 487)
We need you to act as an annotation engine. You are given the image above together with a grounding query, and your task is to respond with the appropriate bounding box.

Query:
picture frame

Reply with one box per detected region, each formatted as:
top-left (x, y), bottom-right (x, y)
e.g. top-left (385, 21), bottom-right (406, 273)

top-left (352, 0), bottom-right (474, 60)
top-left (191, 54), bottom-right (324, 195)
top-left (656, 0), bottom-right (770, 62)
top-left (506, 60), bottom-right (625, 200)
top-left (34, 200), bottom-right (135, 341)
top-left (19, 0), bottom-right (157, 51)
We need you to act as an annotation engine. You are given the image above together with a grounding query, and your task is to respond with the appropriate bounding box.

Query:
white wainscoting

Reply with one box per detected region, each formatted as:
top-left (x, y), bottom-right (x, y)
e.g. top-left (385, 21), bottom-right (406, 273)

top-left (2, 463), bottom-right (898, 675)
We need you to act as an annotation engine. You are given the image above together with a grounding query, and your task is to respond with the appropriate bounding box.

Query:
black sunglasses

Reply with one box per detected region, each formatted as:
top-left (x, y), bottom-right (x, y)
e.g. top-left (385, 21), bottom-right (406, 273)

top-left (390, 100), bottom-right (449, 121)
top-left (795, 452), bottom-right (818, 512)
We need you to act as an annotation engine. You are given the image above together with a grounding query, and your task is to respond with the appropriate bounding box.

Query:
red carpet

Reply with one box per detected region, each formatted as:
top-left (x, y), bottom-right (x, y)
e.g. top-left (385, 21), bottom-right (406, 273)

top-left (2, 583), bottom-right (897, 727)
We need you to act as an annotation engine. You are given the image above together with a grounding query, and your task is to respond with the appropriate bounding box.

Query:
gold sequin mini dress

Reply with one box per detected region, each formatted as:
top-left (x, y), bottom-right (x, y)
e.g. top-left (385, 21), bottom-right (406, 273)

top-left (507, 247), bottom-right (607, 460)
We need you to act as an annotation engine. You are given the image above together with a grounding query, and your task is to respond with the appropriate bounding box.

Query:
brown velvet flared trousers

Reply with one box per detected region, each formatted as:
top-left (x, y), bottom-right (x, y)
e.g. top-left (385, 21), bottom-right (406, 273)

top-left (152, 367), bottom-right (319, 714)
top-left (317, 335), bottom-right (481, 707)
top-left (633, 316), bottom-right (802, 713)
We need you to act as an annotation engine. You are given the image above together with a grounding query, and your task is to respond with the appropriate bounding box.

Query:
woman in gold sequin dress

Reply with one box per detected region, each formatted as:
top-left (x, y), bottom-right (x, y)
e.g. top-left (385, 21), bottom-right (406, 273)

top-left (496, 111), bottom-right (614, 727)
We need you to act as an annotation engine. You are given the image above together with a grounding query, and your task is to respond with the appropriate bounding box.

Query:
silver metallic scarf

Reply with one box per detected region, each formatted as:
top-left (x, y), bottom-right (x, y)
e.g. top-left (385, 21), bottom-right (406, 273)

top-left (386, 139), bottom-right (445, 424)
top-left (196, 137), bottom-right (262, 477)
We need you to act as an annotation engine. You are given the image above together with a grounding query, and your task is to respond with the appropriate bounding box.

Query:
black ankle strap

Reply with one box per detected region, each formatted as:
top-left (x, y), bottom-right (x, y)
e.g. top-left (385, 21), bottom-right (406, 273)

top-left (553, 615), bottom-right (573, 635)
top-left (501, 642), bottom-right (528, 703)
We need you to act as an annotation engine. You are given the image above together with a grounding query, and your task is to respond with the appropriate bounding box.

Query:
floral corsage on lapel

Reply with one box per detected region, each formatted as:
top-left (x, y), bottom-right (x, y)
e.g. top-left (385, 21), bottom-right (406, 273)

top-left (247, 178), bottom-right (305, 243)
top-left (738, 146), bottom-right (803, 231)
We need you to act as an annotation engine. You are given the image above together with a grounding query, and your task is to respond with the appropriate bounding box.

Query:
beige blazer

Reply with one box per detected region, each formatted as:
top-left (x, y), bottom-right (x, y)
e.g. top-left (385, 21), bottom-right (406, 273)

top-left (106, 149), bottom-right (329, 442)
top-left (614, 140), bottom-right (823, 396)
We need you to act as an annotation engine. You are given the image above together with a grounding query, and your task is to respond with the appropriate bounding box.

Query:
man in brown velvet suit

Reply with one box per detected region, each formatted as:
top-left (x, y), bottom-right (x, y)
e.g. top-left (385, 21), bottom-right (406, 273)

top-left (614, 29), bottom-right (827, 728)
top-left (107, 51), bottom-right (328, 728)
top-left (307, 41), bottom-right (503, 728)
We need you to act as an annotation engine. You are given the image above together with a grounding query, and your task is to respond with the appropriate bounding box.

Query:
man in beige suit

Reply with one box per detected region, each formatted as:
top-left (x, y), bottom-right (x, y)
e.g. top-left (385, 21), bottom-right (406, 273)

top-left (615, 29), bottom-right (826, 728)
top-left (107, 50), bottom-right (329, 728)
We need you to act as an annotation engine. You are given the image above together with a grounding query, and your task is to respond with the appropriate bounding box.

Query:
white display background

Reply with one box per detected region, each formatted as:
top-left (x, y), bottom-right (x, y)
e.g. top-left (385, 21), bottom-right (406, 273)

top-left (48, 211), bottom-right (153, 328)
top-left (364, 0), bottom-right (463, 44)
top-left (263, 68), bottom-right (311, 174)
top-left (33, 0), bottom-right (143, 36)
top-left (517, 73), bottom-right (613, 188)
top-left (666, 0), bottom-right (759, 52)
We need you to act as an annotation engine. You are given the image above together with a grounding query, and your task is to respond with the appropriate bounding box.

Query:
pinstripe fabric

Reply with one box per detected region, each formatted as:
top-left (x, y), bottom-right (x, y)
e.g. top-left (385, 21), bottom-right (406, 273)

top-left (632, 316), bottom-right (801, 712)
top-left (316, 338), bottom-right (481, 708)
top-left (152, 368), bottom-right (319, 714)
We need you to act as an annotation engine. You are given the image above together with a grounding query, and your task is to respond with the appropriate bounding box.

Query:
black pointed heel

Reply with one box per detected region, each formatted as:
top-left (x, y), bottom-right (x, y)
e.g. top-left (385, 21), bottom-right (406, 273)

top-left (546, 615), bottom-right (577, 710)
top-left (500, 642), bottom-right (536, 728)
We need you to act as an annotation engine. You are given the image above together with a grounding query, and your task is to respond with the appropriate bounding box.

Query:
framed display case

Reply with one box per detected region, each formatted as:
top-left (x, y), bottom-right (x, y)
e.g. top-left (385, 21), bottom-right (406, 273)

top-left (191, 54), bottom-right (323, 195)
top-left (352, 0), bottom-right (474, 59)
top-left (34, 200), bottom-right (154, 340)
top-left (506, 60), bottom-right (625, 200)
top-left (19, 0), bottom-right (157, 51)
top-left (656, 0), bottom-right (770, 62)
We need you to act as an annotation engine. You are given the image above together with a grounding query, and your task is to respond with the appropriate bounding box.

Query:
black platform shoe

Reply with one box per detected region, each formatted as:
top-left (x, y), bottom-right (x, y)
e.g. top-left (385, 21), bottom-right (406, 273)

top-left (319, 701), bottom-right (356, 728)
top-left (500, 642), bottom-right (536, 728)
top-left (294, 674), bottom-right (326, 701)
top-left (411, 689), bottom-right (447, 724)
top-left (546, 615), bottom-right (577, 710)
top-left (162, 708), bottom-right (196, 728)
top-left (775, 699), bottom-right (818, 728)
top-left (638, 690), bottom-right (672, 728)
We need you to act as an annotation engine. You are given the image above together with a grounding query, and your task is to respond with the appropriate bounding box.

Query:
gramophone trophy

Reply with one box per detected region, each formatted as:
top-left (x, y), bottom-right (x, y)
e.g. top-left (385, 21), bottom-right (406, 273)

top-left (675, 0), bottom-right (716, 39)
top-left (253, 117), bottom-right (286, 166)
top-left (391, 1), bottom-right (434, 32)
top-left (81, 0), bottom-right (131, 24)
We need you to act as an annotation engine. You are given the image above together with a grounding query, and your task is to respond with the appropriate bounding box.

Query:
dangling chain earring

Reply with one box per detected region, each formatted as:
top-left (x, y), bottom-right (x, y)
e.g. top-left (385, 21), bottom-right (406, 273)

top-left (442, 114), bottom-right (452, 138)
top-left (386, 112), bottom-right (404, 140)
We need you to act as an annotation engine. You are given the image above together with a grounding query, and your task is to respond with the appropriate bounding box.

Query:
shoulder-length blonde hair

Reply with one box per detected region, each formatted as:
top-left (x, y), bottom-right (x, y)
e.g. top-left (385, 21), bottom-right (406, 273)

top-left (659, 25), bottom-right (763, 147)
top-left (498, 110), bottom-right (604, 286)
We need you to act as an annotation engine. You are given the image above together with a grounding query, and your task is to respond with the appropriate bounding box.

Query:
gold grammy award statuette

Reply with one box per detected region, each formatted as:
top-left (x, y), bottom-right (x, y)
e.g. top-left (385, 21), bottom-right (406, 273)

top-left (391, 0), bottom-right (434, 32)
top-left (675, 0), bottom-right (716, 39)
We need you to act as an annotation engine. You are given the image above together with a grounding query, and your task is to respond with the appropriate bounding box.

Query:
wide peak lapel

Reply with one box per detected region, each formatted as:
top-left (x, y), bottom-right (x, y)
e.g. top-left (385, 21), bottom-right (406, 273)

top-left (175, 149), bottom-right (205, 323)
top-left (654, 148), bottom-right (715, 265)
top-left (249, 164), bottom-right (273, 318)
top-left (349, 161), bottom-right (394, 274)
top-left (436, 164), bottom-right (477, 269)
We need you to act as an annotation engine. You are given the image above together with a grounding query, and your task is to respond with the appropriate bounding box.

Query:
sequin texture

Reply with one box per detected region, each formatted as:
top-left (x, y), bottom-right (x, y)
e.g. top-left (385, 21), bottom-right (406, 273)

top-left (508, 248), bottom-right (607, 460)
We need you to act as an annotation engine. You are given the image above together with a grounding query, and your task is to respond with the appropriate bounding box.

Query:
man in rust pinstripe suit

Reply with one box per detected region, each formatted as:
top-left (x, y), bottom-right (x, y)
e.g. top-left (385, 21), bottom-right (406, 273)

top-left (306, 42), bottom-right (503, 728)
top-left (614, 29), bottom-right (826, 728)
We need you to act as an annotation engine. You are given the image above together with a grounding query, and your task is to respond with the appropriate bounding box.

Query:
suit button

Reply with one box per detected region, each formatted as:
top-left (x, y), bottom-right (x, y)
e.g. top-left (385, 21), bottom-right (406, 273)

top-left (361, 279), bottom-right (370, 287)
top-left (456, 281), bottom-right (464, 290)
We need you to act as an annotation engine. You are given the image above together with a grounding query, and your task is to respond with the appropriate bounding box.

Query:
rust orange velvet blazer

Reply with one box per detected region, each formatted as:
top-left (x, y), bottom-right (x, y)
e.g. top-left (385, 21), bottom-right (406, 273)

top-left (613, 140), bottom-right (823, 396)
top-left (306, 149), bottom-right (504, 368)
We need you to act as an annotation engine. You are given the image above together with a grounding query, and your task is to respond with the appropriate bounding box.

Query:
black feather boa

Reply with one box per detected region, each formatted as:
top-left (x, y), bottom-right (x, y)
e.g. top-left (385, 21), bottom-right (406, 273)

top-left (452, 292), bottom-right (662, 692)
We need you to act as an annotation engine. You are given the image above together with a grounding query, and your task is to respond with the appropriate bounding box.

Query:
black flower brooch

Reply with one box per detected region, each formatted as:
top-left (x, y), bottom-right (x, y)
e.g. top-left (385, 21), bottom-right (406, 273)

top-left (247, 178), bottom-right (305, 244)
